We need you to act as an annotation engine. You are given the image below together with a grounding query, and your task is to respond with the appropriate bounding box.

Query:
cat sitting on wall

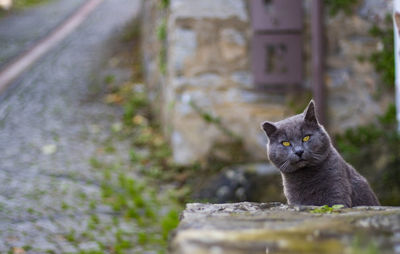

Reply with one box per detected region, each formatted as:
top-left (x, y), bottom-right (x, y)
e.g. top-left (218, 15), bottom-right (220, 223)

top-left (261, 100), bottom-right (380, 207)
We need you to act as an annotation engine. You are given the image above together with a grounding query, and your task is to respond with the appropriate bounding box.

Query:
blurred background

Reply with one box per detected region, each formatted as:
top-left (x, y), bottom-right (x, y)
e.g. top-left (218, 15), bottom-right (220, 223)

top-left (142, 0), bottom-right (399, 205)
top-left (0, 0), bottom-right (399, 253)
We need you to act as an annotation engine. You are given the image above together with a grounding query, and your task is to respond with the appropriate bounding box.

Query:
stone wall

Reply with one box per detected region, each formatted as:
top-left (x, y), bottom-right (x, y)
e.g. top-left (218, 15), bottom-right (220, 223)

top-left (170, 202), bottom-right (400, 253)
top-left (322, 0), bottom-right (393, 132)
top-left (142, 0), bottom-right (394, 165)
top-left (141, 0), bottom-right (166, 120)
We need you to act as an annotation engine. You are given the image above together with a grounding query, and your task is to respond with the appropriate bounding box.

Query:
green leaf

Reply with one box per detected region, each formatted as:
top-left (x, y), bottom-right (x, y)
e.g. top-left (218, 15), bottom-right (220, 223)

top-left (332, 204), bottom-right (345, 210)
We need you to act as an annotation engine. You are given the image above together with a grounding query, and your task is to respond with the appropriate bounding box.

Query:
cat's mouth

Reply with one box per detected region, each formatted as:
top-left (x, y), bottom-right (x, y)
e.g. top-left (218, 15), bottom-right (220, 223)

top-left (295, 159), bottom-right (307, 164)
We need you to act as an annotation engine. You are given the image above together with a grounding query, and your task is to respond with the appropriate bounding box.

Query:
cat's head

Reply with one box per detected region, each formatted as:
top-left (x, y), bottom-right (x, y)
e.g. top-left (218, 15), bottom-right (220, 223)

top-left (261, 100), bottom-right (331, 173)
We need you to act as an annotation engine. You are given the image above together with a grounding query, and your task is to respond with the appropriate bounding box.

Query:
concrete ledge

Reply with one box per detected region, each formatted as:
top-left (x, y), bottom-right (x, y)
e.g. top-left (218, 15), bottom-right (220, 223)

top-left (170, 202), bottom-right (400, 254)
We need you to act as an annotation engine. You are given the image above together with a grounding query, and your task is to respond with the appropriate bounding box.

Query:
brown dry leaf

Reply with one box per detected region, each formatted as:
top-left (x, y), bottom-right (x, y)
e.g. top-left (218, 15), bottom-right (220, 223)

top-left (132, 115), bottom-right (148, 126)
top-left (140, 158), bottom-right (150, 165)
top-left (152, 135), bottom-right (164, 146)
top-left (104, 94), bottom-right (124, 104)
top-left (96, 147), bottom-right (105, 154)
top-left (142, 128), bottom-right (153, 136)
top-left (120, 82), bottom-right (134, 93)
top-left (174, 172), bottom-right (188, 182)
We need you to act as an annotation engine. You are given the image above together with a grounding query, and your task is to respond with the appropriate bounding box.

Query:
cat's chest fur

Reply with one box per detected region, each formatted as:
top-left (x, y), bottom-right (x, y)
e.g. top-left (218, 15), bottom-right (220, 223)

top-left (281, 153), bottom-right (352, 207)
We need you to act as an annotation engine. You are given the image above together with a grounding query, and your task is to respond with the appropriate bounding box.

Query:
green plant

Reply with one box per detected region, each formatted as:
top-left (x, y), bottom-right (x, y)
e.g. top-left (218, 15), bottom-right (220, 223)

top-left (13, 0), bottom-right (50, 8)
top-left (161, 209), bottom-right (180, 240)
top-left (121, 17), bottom-right (141, 43)
top-left (137, 231), bottom-right (148, 244)
top-left (369, 15), bottom-right (395, 88)
top-left (104, 75), bottom-right (115, 85)
top-left (335, 105), bottom-right (400, 205)
top-left (157, 18), bottom-right (168, 75)
top-left (78, 250), bottom-right (104, 254)
top-left (158, 39), bottom-right (167, 75)
top-left (156, 4), bottom-right (168, 75)
top-left (87, 214), bottom-right (99, 230)
top-left (325, 0), bottom-right (359, 16)
top-left (310, 204), bottom-right (344, 214)
top-left (89, 200), bottom-right (97, 210)
top-left (189, 101), bottom-right (242, 141)
top-left (89, 157), bottom-right (102, 169)
top-left (22, 246), bottom-right (32, 251)
top-left (157, 19), bottom-right (167, 41)
top-left (65, 230), bottom-right (76, 243)
top-left (159, 0), bottom-right (169, 9)
top-left (61, 201), bottom-right (69, 210)
top-left (378, 104), bottom-right (397, 126)
top-left (123, 94), bottom-right (148, 125)
top-left (68, 16), bottom-right (184, 253)
top-left (350, 235), bottom-right (379, 254)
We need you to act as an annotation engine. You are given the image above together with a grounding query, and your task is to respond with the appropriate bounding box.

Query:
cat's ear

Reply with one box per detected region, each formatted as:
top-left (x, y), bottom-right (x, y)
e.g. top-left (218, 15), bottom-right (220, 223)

top-left (261, 121), bottom-right (277, 137)
top-left (303, 100), bottom-right (318, 124)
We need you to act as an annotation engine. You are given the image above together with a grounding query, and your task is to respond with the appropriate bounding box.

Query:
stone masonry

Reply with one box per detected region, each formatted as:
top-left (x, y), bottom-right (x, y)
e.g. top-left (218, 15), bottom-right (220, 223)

top-left (171, 202), bottom-right (400, 254)
top-left (142, 0), bottom-right (394, 165)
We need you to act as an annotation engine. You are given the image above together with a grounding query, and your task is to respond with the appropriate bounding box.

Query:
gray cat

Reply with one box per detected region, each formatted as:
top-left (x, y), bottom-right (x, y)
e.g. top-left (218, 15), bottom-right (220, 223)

top-left (261, 100), bottom-right (380, 207)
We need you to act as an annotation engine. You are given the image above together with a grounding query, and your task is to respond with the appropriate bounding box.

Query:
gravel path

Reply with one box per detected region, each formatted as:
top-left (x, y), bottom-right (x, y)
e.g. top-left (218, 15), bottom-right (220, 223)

top-left (0, 0), bottom-right (86, 68)
top-left (0, 0), bottom-right (145, 252)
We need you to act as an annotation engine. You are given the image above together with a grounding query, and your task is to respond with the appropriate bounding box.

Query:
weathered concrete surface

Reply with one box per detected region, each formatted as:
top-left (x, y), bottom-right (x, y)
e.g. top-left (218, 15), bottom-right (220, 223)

top-left (171, 202), bottom-right (400, 254)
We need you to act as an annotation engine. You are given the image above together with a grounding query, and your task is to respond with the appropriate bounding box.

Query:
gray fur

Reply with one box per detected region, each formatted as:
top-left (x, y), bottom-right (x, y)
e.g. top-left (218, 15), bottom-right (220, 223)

top-left (261, 100), bottom-right (380, 207)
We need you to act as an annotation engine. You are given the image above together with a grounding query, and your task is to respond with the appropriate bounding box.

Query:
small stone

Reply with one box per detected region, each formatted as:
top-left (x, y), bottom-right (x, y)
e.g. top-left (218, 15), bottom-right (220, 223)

top-left (78, 241), bottom-right (101, 252)
top-left (42, 144), bottom-right (57, 155)
top-left (58, 242), bottom-right (77, 253)
top-left (111, 122), bottom-right (122, 132)
top-left (216, 186), bottom-right (230, 198)
top-left (235, 187), bottom-right (246, 200)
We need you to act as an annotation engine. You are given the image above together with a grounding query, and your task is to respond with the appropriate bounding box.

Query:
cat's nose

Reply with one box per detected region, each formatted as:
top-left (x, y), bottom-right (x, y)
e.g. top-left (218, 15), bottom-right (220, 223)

top-left (295, 150), bottom-right (304, 157)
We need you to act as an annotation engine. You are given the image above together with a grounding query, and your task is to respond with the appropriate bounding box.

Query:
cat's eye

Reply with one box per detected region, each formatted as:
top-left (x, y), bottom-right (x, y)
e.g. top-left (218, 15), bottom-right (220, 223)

top-left (282, 141), bottom-right (291, 147)
top-left (303, 135), bottom-right (310, 142)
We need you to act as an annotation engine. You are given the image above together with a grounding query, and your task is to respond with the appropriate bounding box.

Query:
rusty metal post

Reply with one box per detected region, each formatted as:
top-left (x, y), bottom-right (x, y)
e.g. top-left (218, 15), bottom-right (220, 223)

top-left (311, 0), bottom-right (326, 125)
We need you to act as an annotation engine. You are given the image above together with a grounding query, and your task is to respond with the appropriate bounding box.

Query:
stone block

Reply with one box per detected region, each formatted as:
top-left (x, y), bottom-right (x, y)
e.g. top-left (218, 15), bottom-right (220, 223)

top-left (219, 28), bottom-right (246, 61)
top-left (170, 202), bottom-right (400, 253)
top-left (169, 28), bottom-right (197, 75)
top-left (327, 89), bottom-right (383, 133)
top-left (170, 0), bottom-right (248, 22)
top-left (358, 0), bottom-right (393, 20)
top-left (172, 73), bottom-right (224, 91)
top-left (230, 71), bottom-right (253, 89)
top-left (171, 118), bottom-right (221, 164)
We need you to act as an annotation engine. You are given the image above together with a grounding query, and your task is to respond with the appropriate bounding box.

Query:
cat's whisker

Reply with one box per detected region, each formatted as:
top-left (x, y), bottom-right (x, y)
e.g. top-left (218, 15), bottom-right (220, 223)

top-left (280, 160), bottom-right (290, 172)
top-left (278, 160), bottom-right (287, 168)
